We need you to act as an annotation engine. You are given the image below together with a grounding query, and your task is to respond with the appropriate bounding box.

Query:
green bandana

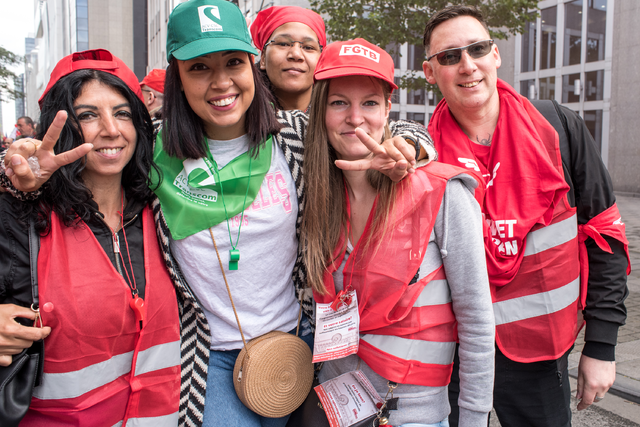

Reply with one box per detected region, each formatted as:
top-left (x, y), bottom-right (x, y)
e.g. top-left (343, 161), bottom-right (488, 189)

top-left (150, 133), bottom-right (273, 240)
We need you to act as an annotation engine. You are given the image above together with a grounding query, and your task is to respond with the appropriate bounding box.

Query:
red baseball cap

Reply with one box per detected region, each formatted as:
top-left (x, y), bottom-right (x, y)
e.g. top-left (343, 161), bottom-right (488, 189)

top-left (38, 49), bottom-right (144, 109)
top-left (140, 68), bottom-right (166, 94)
top-left (250, 6), bottom-right (326, 51)
top-left (314, 39), bottom-right (397, 91)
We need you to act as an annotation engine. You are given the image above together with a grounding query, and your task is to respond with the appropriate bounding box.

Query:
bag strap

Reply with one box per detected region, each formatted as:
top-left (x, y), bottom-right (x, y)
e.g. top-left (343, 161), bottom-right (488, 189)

top-left (28, 217), bottom-right (39, 309)
top-left (28, 216), bottom-right (45, 387)
top-left (208, 228), bottom-right (304, 358)
top-left (531, 99), bottom-right (575, 203)
top-left (531, 100), bottom-right (571, 168)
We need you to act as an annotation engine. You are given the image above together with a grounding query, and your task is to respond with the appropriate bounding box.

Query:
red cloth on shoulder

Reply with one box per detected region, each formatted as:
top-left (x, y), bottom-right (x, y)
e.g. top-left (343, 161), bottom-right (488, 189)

top-left (578, 203), bottom-right (631, 309)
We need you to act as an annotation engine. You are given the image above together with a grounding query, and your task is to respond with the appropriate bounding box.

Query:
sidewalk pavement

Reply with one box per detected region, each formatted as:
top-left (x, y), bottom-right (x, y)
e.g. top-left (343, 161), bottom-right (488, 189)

top-left (568, 194), bottom-right (640, 403)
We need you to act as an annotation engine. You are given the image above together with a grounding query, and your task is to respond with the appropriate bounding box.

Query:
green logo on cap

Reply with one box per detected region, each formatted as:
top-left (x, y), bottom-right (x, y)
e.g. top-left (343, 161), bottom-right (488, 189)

top-left (198, 5), bottom-right (223, 32)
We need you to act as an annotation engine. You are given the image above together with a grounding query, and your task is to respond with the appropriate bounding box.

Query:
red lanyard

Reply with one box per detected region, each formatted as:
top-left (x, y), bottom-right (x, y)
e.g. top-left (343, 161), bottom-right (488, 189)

top-left (111, 190), bottom-right (145, 328)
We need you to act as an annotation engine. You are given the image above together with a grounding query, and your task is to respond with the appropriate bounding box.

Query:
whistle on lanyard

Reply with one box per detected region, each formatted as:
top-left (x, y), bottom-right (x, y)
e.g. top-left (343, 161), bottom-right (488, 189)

top-left (129, 295), bottom-right (146, 329)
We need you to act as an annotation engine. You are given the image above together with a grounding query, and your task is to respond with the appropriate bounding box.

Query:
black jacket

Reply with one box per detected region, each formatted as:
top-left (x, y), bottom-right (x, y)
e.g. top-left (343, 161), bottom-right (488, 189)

top-left (550, 102), bottom-right (628, 361)
top-left (0, 193), bottom-right (148, 307)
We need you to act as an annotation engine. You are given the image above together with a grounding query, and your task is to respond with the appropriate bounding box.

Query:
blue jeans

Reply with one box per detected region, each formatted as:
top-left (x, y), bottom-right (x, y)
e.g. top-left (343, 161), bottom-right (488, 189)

top-left (202, 319), bottom-right (314, 427)
top-left (400, 420), bottom-right (449, 427)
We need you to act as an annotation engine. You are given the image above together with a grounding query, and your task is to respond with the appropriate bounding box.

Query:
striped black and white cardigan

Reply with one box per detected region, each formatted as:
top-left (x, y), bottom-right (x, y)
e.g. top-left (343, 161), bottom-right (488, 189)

top-left (1, 111), bottom-right (433, 427)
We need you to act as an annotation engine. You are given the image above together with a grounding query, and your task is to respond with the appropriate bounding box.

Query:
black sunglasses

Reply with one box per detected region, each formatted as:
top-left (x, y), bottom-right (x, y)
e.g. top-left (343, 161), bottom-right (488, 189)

top-left (427, 40), bottom-right (494, 66)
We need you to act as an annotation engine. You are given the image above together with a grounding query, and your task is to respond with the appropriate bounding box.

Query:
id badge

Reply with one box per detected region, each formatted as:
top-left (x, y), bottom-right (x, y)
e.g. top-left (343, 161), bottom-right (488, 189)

top-left (313, 290), bottom-right (359, 363)
top-left (314, 370), bottom-right (384, 427)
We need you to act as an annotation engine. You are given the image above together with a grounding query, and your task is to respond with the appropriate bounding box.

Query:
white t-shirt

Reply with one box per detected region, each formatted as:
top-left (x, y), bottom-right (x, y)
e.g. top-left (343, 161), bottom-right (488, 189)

top-left (171, 135), bottom-right (300, 350)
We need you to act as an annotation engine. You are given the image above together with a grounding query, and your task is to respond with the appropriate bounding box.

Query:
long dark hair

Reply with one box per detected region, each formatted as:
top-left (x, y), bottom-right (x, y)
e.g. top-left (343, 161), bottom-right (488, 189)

top-left (26, 70), bottom-right (157, 232)
top-left (161, 53), bottom-right (282, 159)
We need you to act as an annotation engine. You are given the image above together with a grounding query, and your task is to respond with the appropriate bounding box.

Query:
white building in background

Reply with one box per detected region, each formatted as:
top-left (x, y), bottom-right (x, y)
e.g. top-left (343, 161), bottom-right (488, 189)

top-left (25, 0), bottom-right (147, 121)
top-left (496, 0), bottom-right (640, 195)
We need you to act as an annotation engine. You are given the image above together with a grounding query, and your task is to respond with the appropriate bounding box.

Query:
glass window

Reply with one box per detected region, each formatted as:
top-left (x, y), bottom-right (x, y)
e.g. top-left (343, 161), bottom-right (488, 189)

top-left (77, 18), bottom-right (88, 32)
top-left (585, 70), bottom-right (604, 101)
top-left (539, 77), bottom-right (556, 100)
top-left (391, 77), bottom-right (401, 104)
top-left (520, 79), bottom-right (535, 99)
top-left (77, 6), bottom-right (88, 18)
top-left (562, 73), bottom-right (581, 103)
top-left (587, 0), bottom-right (607, 62)
top-left (77, 41), bottom-right (89, 51)
top-left (389, 111), bottom-right (400, 122)
top-left (385, 44), bottom-right (401, 69)
top-left (409, 87), bottom-right (425, 105)
top-left (540, 7), bottom-right (557, 69)
top-left (521, 13), bottom-right (536, 72)
top-left (564, 0), bottom-right (583, 66)
top-left (583, 109), bottom-right (603, 153)
top-left (428, 90), bottom-right (441, 106)
top-left (408, 45), bottom-right (425, 71)
top-left (76, 0), bottom-right (88, 7)
top-left (407, 113), bottom-right (425, 125)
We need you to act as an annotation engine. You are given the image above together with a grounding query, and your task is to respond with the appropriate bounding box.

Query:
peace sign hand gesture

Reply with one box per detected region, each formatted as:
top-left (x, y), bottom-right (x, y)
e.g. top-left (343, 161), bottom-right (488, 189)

top-left (334, 127), bottom-right (417, 182)
top-left (3, 111), bottom-right (93, 193)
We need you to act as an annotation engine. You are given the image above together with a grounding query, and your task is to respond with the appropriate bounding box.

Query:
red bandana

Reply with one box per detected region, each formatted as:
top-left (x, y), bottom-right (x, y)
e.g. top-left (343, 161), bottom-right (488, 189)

top-left (429, 79), bottom-right (570, 286)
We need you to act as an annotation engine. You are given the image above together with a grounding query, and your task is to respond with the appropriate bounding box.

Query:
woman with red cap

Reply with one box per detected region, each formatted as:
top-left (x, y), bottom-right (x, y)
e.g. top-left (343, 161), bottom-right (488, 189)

top-left (0, 49), bottom-right (180, 426)
top-left (250, 5), bottom-right (326, 112)
top-left (302, 39), bottom-right (495, 427)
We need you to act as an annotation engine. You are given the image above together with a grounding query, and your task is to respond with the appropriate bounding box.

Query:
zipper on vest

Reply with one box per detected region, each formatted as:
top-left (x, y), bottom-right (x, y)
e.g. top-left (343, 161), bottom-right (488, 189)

top-left (94, 211), bottom-right (130, 278)
top-left (112, 233), bottom-right (125, 277)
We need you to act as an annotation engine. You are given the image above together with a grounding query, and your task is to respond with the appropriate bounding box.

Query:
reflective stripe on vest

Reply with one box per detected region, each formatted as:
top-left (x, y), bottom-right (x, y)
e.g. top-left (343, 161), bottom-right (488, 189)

top-left (523, 214), bottom-right (577, 256)
top-left (135, 340), bottom-right (181, 376)
top-left (413, 279), bottom-right (451, 307)
top-left (493, 210), bottom-right (581, 362)
top-left (493, 277), bottom-right (579, 325)
top-left (361, 334), bottom-right (456, 366)
top-left (32, 340), bottom-right (180, 400)
top-left (34, 351), bottom-right (133, 400)
top-left (111, 412), bottom-right (179, 427)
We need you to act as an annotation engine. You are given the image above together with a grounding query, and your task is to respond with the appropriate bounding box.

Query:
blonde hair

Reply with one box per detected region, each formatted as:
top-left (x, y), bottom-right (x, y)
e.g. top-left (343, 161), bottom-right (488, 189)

top-left (301, 77), bottom-right (396, 294)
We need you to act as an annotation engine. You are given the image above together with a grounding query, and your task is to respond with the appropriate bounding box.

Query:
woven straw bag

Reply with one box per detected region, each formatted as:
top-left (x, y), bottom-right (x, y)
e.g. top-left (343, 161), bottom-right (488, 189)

top-left (233, 330), bottom-right (313, 417)
top-left (210, 230), bottom-right (314, 418)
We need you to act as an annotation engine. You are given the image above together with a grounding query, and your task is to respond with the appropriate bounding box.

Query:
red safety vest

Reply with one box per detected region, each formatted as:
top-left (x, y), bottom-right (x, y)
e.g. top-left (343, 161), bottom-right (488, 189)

top-left (431, 81), bottom-right (585, 363)
top-left (315, 163), bottom-right (471, 387)
top-left (22, 206), bottom-right (181, 426)
top-left (491, 198), bottom-right (581, 363)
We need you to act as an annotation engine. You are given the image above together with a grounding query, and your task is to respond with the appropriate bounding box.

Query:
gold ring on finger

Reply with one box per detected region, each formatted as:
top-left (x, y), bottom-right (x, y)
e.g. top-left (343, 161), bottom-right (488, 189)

top-left (26, 140), bottom-right (38, 157)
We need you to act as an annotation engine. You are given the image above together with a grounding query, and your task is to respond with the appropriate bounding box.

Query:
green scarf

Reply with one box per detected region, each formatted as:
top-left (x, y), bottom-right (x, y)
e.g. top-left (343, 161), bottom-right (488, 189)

top-left (150, 133), bottom-right (273, 240)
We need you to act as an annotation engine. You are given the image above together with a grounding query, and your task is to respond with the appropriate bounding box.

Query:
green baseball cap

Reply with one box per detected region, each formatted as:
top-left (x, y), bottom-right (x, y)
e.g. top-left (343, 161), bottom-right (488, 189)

top-left (167, 0), bottom-right (258, 62)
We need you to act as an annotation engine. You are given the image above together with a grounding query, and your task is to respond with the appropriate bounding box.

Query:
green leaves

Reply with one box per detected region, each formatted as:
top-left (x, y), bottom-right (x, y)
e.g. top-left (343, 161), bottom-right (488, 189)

top-left (0, 46), bottom-right (24, 102)
top-left (311, 0), bottom-right (537, 90)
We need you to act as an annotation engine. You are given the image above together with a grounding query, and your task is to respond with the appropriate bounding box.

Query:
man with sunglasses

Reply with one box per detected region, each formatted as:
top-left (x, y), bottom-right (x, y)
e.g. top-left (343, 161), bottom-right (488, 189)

top-left (422, 5), bottom-right (629, 427)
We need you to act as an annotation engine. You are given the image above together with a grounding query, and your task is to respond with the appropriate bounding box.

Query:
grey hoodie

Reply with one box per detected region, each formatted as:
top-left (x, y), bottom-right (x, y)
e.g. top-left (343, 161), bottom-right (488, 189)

top-left (319, 174), bottom-right (495, 427)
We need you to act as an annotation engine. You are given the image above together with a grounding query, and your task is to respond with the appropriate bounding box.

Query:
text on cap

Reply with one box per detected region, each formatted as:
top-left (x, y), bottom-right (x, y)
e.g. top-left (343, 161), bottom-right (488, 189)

top-left (339, 44), bottom-right (380, 63)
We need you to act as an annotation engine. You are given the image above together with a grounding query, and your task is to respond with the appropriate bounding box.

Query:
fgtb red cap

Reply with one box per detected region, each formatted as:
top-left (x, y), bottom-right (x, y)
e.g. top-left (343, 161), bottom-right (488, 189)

top-left (140, 69), bottom-right (166, 94)
top-left (39, 49), bottom-right (144, 109)
top-left (314, 39), bottom-right (397, 91)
